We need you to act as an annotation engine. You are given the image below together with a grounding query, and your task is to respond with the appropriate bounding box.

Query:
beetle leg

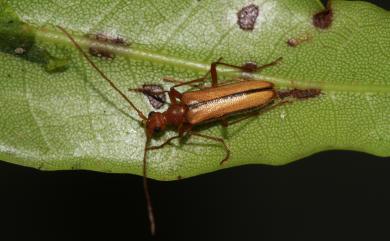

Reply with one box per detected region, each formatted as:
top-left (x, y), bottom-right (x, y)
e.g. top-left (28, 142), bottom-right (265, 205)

top-left (178, 124), bottom-right (192, 136)
top-left (147, 124), bottom-right (192, 151)
top-left (164, 57), bottom-right (224, 89)
top-left (163, 77), bottom-right (208, 89)
top-left (253, 57), bottom-right (283, 72)
top-left (148, 129), bottom-right (231, 165)
top-left (210, 57), bottom-right (224, 87)
top-left (164, 56), bottom-right (257, 90)
top-left (128, 87), bottom-right (168, 95)
top-left (167, 87), bottom-right (183, 104)
top-left (220, 118), bottom-right (229, 127)
top-left (146, 135), bottom-right (182, 151)
top-left (211, 56), bottom-right (282, 76)
top-left (189, 131), bottom-right (230, 165)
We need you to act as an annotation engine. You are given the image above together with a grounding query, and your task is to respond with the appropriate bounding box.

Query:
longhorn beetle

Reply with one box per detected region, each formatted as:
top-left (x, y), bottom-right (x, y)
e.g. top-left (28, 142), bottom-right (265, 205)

top-left (58, 26), bottom-right (284, 235)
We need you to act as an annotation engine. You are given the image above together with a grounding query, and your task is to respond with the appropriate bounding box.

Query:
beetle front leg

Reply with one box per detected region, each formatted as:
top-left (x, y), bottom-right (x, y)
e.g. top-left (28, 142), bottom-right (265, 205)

top-left (147, 124), bottom-right (192, 151)
top-left (164, 57), bottom-right (224, 89)
top-left (147, 135), bottom-right (182, 151)
top-left (168, 87), bottom-right (183, 104)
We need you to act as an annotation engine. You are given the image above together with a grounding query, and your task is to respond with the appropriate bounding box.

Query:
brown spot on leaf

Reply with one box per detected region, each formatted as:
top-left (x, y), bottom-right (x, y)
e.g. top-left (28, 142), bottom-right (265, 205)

top-left (287, 34), bottom-right (312, 47)
top-left (89, 46), bottom-right (115, 59)
top-left (278, 88), bottom-right (322, 100)
top-left (287, 39), bottom-right (299, 47)
top-left (87, 33), bottom-right (129, 59)
top-left (237, 4), bottom-right (259, 31)
top-left (313, 4), bottom-right (333, 29)
top-left (87, 33), bottom-right (129, 46)
top-left (142, 84), bottom-right (167, 109)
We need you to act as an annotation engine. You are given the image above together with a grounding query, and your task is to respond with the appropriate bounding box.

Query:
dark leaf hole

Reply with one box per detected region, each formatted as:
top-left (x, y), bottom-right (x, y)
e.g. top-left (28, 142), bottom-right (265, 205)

top-left (237, 4), bottom-right (259, 31)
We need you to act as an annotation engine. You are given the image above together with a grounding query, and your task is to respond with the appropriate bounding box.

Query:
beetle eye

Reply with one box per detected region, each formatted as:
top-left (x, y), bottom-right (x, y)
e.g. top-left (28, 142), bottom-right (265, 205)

top-left (153, 127), bottom-right (161, 133)
top-left (148, 111), bottom-right (156, 118)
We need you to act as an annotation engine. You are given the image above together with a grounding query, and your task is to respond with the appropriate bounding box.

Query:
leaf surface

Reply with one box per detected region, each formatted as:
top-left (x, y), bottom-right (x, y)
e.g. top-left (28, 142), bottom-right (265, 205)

top-left (0, 0), bottom-right (389, 180)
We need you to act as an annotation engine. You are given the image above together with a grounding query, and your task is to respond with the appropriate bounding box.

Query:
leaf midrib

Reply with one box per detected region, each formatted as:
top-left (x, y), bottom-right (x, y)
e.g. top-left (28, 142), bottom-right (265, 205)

top-left (37, 26), bottom-right (390, 94)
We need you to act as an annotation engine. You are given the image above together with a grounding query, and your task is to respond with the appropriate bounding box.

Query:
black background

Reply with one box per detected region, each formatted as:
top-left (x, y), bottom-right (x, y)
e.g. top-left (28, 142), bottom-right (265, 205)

top-left (1, 1), bottom-right (389, 240)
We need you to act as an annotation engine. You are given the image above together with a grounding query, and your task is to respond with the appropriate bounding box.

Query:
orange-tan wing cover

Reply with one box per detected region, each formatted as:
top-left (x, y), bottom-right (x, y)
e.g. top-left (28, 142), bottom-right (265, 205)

top-left (181, 81), bottom-right (275, 124)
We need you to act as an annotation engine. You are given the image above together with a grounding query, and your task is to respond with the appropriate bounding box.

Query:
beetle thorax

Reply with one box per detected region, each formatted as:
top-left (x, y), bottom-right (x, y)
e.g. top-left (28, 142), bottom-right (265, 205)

top-left (165, 104), bottom-right (187, 127)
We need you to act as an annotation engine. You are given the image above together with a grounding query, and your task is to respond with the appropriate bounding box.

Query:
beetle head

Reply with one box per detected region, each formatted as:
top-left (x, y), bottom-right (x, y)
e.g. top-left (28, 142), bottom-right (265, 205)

top-left (146, 111), bottom-right (167, 138)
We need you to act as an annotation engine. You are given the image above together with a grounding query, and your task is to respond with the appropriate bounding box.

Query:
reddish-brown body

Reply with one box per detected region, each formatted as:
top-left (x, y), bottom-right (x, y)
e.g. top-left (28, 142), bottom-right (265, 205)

top-left (145, 80), bottom-right (276, 138)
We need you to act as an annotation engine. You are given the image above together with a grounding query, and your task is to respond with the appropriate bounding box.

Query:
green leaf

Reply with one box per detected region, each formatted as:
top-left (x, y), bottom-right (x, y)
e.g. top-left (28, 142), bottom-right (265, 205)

top-left (0, 0), bottom-right (389, 180)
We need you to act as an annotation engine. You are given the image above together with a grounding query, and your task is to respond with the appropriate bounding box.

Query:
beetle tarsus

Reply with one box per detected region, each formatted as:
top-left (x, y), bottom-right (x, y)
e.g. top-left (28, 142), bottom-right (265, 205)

top-left (190, 132), bottom-right (230, 165)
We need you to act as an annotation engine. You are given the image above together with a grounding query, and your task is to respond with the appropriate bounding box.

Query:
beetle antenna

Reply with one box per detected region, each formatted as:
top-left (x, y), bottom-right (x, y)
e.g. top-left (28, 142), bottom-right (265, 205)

top-left (143, 137), bottom-right (156, 235)
top-left (57, 26), bottom-right (147, 122)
